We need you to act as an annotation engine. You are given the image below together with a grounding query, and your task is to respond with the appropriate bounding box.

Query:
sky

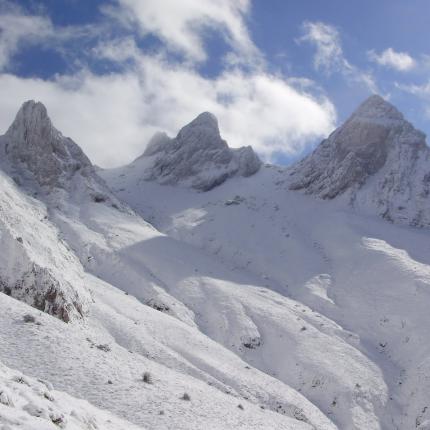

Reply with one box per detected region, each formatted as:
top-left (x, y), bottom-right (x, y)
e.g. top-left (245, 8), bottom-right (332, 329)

top-left (0, 0), bottom-right (429, 167)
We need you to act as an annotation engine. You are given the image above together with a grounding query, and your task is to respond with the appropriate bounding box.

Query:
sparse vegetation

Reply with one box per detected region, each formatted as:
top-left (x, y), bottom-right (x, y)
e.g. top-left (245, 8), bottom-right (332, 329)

top-left (23, 314), bottom-right (36, 323)
top-left (142, 371), bottom-right (153, 384)
top-left (181, 392), bottom-right (191, 401)
top-left (96, 344), bottom-right (111, 352)
top-left (92, 194), bottom-right (107, 203)
top-left (50, 413), bottom-right (66, 426)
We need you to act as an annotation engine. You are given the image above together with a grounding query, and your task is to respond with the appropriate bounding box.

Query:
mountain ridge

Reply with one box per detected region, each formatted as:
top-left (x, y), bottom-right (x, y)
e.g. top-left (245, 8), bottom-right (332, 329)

top-left (130, 110), bottom-right (262, 191)
top-left (3, 97), bottom-right (430, 429)
top-left (288, 94), bottom-right (430, 227)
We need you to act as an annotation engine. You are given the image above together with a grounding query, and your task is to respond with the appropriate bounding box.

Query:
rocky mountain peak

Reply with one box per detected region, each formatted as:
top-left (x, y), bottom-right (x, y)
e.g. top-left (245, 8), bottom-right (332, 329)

top-left (133, 111), bottom-right (261, 191)
top-left (1, 100), bottom-right (92, 188)
top-left (288, 95), bottom-right (430, 227)
top-left (182, 111), bottom-right (219, 130)
top-left (6, 100), bottom-right (53, 141)
top-left (176, 111), bottom-right (225, 152)
top-left (350, 94), bottom-right (404, 122)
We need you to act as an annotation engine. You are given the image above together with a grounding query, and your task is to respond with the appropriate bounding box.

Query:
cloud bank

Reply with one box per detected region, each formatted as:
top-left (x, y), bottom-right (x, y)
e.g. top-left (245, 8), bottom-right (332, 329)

top-left (0, 1), bottom-right (337, 167)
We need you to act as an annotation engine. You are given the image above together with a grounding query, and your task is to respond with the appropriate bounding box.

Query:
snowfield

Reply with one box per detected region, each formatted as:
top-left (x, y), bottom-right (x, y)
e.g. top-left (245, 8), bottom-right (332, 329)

top-left (2, 97), bottom-right (430, 429)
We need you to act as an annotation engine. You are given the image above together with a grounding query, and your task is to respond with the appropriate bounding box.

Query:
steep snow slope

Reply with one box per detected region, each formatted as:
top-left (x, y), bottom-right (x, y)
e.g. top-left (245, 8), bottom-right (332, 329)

top-left (4, 96), bottom-right (430, 430)
top-left (288, 95), bottom-right (430, 227)
top-left (0, 360), bottom-right (144, 430)
top-left (129, 111), bottom-right (261, 191)
top-left (0, 279), bottom-right (324, 430)
top-left (103, 160), bottom-right (430, 430)
top-left (0, 167), bottom-right (328, 430)
top-left (0, 102), bottom-right (339, 429)
top-left (0, 170), bottom-right (90, 322)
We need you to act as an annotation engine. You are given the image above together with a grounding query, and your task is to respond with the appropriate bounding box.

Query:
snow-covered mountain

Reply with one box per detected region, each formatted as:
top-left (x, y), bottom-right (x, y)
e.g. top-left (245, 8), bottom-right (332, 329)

top-left (130, 111), bottom-right (261, 191)
top-left (2, 97), bottom-right (430, 430)
top-left (288, 95), bottom-right (430, 227)
top-left (1, 100), bottom-right (93, 188)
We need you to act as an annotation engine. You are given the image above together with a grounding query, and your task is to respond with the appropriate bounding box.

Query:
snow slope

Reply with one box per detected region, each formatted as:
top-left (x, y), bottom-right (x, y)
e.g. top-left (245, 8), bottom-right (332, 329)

top-left (103, 104), bottom-right (430, 429)
top-left (0, 359), bottom-right (144, 430)
top-left (2, 96), bottom-right (430, 430)
top-left (0, 102), bottom-right (337, 429)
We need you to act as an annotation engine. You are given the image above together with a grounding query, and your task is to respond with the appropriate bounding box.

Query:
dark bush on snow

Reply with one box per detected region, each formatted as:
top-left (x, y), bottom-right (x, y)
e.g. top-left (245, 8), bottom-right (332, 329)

top-left (23, 313), bottom-right (36, 323)
top-left (142, 371), bottom-right (153, 384)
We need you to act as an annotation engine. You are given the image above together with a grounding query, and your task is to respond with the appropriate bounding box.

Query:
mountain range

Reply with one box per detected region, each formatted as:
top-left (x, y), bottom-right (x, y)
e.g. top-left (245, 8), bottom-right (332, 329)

top-left (1, 96), bottom-right (430, 430)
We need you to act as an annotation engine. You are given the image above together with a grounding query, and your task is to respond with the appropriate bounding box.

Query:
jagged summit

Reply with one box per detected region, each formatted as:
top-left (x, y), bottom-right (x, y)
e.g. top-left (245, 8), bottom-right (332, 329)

top-left (350, 94), bottom-right (404, 122)
top-left (288, 94), bottom-right (430, 227)
top-left (182, 111), bottom-right (219, 130)
top-left (132, 111), bottom-right (261, 191)
top-left (6, 100), bottom-right (51, 139)
top-left (1, 100), bottom-right (93, 188)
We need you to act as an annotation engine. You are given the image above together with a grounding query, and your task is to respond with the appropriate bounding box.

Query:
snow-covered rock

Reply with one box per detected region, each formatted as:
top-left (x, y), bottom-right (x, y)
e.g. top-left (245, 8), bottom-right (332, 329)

top-left (0, 100), bottom-right (125, 216)
top-left (131, 112), bottom-right (261, 191)
top-left (1, 100), bottom-right (92, 188)
top-left (288, 95), bottom-right (430, 227)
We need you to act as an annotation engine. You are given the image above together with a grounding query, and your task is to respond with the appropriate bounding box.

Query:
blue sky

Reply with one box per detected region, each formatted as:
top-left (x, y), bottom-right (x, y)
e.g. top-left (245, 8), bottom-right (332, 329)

top-left (0, 0), bottom-right (429, 167)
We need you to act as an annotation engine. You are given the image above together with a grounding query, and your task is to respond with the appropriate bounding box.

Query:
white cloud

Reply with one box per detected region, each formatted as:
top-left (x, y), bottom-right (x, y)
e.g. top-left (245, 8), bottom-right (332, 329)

top-left (369, 48), bottom-right (416, 71)
top-left (300, 21), bottom-right (378, 93)
top-left (0, 56), bottom-right (336, 167)
top-left (0, 2), bottom-right (53, 70)
top-left (0, 72), bottom-right (148, 167)
top-left (396, 80), bottom-right (430, 97)
top-left (0, 2), bottom-right (337, 168)
top-left (299, 21), bottom-right (343, 74)
top-left (105, 0), bottom-right (260, 65)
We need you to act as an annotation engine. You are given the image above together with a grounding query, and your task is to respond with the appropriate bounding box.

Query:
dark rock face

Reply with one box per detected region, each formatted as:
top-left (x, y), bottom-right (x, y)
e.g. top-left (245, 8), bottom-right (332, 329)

top-left (2, 100), bottom-right (92, 188)
top-left (135, 112), bottom-right (262, 191)
top-left (288, 95), bottom-right (430, 227)
top-left (0, 264), bottom-right (88, 323)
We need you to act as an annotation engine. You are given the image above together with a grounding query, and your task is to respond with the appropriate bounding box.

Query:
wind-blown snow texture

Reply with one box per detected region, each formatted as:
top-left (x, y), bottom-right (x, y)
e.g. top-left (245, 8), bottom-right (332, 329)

top-left (2, 97), bottom-right (430, 430)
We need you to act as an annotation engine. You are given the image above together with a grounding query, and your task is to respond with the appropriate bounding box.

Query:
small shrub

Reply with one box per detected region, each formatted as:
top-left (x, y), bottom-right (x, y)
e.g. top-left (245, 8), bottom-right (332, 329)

top-left (92, 194), bottom-right (107, 203)
top-left (181, 393), bottom-right (191, 401)
top-left (237, 404), bottom-right (244, 410)
top-left (142, 371), bottom-right (153, 384)
top-left (96, 344), bottom-right (111, 352)
top-left (50, 412), bottom-right (66, 427)
top-left (23, 314), bottom-right (36, 323)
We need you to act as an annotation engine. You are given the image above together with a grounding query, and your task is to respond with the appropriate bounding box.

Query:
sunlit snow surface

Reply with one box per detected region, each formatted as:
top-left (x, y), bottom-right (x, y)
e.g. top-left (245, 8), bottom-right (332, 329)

top-left (2, 97), bottom-right (430, 430)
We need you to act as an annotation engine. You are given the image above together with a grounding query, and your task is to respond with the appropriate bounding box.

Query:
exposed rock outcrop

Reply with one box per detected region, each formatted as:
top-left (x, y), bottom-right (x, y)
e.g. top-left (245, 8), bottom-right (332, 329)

top-left (134, 112), bottom-right (261, 191)
top-left (2, 100), bottom-right (92, 188)
top-left (288, 95), bottom-right (430, 227)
